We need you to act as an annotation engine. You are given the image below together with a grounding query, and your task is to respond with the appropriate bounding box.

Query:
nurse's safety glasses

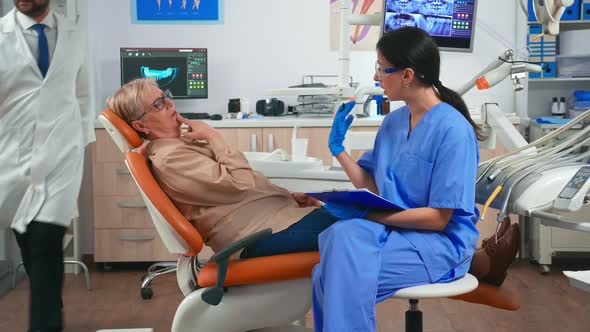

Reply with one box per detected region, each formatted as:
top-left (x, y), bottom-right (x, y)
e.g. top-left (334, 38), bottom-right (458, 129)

top-left (375, 61), bottom-right (403, 80)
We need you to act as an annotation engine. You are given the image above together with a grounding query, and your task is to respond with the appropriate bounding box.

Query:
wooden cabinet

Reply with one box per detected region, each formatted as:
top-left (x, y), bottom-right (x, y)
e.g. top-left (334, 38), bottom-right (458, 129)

top-left (91, 129), bottom-right (177, 263)
top-left (215, 128), bottom-right (263, 153)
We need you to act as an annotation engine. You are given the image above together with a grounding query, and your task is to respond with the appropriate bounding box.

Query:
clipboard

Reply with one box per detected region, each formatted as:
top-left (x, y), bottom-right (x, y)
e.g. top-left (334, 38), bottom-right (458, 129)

top-left (305, 188), bottom-right (404, 211)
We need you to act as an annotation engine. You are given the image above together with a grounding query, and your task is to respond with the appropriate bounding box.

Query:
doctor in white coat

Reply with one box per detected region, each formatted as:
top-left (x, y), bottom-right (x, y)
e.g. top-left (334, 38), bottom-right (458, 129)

top-left (0, 0), bottom-right (94, 331)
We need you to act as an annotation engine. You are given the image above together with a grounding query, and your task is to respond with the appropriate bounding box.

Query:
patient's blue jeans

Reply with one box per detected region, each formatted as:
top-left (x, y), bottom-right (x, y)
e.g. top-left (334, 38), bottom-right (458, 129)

top-left (240, 208), bottom-right (339, 259)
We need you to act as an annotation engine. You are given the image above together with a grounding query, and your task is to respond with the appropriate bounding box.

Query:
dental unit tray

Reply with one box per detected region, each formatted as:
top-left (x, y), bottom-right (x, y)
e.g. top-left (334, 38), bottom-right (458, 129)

top-left (290, 75), bottom-right (356, 116)
top-left (305, 188), bottom-right (404, 211)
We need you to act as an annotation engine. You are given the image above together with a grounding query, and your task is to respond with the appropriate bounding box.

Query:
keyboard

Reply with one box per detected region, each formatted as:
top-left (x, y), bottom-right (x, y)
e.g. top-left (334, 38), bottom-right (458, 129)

top-left (179, 112), bottom-right (210, 119)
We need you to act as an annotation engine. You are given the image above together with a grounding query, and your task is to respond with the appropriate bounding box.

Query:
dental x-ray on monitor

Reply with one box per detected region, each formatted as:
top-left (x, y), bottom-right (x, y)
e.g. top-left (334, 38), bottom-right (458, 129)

top-left (382, 0), bottom-right (477, 52)
top-left (120, 48), bottom-right (208, 99)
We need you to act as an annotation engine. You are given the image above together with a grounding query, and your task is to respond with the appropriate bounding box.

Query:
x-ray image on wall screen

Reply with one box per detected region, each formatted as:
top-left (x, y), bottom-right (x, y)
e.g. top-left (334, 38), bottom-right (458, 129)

top-left (382, 0), bottom-right (477, 52)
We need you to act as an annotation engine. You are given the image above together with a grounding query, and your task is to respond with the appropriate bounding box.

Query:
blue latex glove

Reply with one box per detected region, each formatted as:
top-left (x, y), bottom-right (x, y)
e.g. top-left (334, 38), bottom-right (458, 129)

top-left (323, 201), bottom-right (369, 220)
top-left (329, 101), bottom-right (356, 156)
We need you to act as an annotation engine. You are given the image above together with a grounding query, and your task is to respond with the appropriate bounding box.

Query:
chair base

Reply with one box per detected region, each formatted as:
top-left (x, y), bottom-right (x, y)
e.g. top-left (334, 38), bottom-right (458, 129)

top-left (173, 278), bottom-right (312, 332)
top-left (140, 261), bottom-right (177, 300)
top-left (405, 299), bottom-right (423, 332)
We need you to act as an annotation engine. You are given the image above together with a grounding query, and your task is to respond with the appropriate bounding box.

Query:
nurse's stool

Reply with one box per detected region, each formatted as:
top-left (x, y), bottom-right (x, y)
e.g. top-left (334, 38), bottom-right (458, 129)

top-left (391, 273), bottom-right (478, 332)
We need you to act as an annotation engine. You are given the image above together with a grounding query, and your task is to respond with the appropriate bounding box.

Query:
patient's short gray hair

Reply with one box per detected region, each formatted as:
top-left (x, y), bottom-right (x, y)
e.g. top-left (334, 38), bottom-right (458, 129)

top-left (106, 78), bottom-right (159, 131)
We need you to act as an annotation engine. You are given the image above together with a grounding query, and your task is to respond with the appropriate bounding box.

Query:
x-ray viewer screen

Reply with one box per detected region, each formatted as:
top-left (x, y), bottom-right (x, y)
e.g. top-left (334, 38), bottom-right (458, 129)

top-left (120, 48), bottom-right (208, 99)
top-left (382, 0), bottom-right (477, 52)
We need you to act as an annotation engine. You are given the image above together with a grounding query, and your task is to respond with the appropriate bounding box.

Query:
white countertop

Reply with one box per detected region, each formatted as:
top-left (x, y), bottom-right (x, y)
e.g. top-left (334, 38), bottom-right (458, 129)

top-left (94, 112), bottom-right (520, 129)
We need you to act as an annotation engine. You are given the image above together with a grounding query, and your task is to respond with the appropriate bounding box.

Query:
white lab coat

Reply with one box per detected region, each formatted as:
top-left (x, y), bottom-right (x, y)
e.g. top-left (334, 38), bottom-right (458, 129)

top-left (0, 9), bottom-right (95, 233)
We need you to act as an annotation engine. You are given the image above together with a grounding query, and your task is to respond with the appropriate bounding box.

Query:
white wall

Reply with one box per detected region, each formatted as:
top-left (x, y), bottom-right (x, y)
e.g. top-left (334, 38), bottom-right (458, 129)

top-left (87, 0), bottom-right (520, 116)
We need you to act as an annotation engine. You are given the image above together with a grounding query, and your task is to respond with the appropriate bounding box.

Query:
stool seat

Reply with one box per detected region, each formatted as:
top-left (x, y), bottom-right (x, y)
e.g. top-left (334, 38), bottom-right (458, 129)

top-left (392, 273), bottom-right (478, 299)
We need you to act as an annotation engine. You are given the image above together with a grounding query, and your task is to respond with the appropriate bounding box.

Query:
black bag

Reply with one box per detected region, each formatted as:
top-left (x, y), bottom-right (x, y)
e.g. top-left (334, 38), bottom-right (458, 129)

top-left (256, 98), bottom-right (286, 116)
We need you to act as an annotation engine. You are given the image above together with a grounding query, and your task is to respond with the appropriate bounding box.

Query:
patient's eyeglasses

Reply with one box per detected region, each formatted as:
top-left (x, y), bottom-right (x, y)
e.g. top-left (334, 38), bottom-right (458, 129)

top-left (135, 89), bottom-right (174, 121)
top-left (375, 61), bottom-right (403, 80)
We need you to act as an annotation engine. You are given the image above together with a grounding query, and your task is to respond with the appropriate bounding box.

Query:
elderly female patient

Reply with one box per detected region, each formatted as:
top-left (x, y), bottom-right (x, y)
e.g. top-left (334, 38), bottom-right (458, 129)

top-left (107, 78), bottom-right (339, 259)
top-left (106, 77), bottom-right (518, 282)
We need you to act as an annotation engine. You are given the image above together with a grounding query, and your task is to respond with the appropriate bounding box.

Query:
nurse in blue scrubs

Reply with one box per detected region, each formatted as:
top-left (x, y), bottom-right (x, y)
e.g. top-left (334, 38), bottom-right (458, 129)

top-left (312, 27), bottom-right (486, 332)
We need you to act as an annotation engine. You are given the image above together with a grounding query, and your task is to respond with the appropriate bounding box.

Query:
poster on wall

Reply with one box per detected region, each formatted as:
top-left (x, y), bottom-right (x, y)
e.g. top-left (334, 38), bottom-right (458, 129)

top-left (133, 0), bottom-right (223, 23)
top-left (330, 0), bottom-right (384, 51)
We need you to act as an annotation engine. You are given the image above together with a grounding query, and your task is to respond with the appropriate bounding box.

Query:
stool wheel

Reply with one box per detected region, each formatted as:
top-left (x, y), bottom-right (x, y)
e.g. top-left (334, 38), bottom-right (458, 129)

top-left (141, 287), bottom-right (153, 300)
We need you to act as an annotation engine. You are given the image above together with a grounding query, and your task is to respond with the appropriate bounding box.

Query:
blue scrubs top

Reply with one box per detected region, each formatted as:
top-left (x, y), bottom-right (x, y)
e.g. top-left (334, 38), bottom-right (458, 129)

top-left (358, 103), bottom-right (480, 282)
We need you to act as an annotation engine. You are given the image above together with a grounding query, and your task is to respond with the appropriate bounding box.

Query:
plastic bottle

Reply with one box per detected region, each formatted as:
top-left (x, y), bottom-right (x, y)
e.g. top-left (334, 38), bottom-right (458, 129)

top-left (374, 82), bottom-right (383, 115)
top-left (559, 97), bottom-right (567, 118)
top-left (551, 97), bottom-right (560, 116)
top-left (240, 98), bottom-right (250, 115)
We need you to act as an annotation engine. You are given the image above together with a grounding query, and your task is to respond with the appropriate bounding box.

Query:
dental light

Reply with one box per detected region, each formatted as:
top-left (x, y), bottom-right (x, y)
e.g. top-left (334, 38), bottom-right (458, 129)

top-left (520, 0), bottom-right (575, 35)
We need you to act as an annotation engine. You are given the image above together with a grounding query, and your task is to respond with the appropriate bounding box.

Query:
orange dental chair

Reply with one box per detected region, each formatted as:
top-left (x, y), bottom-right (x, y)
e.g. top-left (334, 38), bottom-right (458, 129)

top-left (98, 109), bottom-right (519, 332)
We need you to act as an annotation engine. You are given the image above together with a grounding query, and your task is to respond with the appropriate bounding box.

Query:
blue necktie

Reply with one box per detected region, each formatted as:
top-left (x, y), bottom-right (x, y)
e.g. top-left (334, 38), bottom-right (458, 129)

top-left (32, 24), bottom-right (49, 77)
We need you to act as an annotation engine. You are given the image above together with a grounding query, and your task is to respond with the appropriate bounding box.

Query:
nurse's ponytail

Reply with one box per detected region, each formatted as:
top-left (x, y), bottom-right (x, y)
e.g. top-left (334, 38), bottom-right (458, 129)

top-left (433, 81), bottom-right (485, 141)
top-left (377, 27), bottom-right (485, 141)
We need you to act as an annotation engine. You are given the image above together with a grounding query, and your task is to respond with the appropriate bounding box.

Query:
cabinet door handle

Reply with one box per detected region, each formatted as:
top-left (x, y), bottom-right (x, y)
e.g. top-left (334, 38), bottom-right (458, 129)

top-left (115, 168), bottom-right (131, 175)
top-left (118, 235), bottom-right (155, 242)
top-left (267, 134), bottom-right (274, 152)
top-left (251, 134), bottom-right (257, 152)
top-left (117, 201), bottom-right (146, 208)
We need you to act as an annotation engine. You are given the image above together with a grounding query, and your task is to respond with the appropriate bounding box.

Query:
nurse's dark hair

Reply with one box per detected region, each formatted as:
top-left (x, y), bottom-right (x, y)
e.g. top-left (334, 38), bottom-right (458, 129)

top-left (377, 27), bottom-right (484, 141)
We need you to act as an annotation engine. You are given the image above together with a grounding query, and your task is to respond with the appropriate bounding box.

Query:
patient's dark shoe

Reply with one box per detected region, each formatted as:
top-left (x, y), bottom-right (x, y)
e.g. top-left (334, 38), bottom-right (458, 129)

top-left (469, 248), bottom-right (491, 280)
top-left (481, 223), bottom-right (520, 286)
top-left (481, 217), bottom-right (511, 248)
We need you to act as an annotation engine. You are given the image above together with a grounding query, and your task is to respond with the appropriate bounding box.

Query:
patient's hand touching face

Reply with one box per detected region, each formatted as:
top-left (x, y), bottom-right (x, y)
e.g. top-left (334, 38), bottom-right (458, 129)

top-left (177, 114), bottom-right (220, 142)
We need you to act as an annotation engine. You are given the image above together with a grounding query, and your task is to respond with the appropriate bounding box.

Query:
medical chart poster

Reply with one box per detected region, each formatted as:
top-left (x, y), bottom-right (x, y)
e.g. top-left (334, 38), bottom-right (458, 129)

top-left (330, 0), bottom-right (384, 51)
top-left (133, 0), bottom-right (223, 24)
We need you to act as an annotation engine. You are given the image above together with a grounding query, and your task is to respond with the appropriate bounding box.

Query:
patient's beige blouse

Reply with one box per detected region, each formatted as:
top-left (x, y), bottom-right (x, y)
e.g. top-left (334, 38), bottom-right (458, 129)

top-left (146, 136), bottom-right (316, 255)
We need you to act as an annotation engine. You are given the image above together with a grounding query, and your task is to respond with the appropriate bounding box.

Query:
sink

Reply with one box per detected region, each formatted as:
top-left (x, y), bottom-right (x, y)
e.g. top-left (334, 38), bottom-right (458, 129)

top-left (243, 151), bottom-right (325, 177)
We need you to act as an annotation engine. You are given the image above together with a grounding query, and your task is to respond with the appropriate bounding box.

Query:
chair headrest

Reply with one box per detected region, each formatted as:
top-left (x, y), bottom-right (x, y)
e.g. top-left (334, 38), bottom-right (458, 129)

top-left (98, 109), bottom-right (143, 152)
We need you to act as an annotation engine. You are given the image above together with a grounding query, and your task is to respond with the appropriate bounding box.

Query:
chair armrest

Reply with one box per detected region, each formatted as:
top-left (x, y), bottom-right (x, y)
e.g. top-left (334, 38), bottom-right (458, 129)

top-left (210, 228), bottom-right (273, 263)
top-left (201, 228), bottom-right (273, 305)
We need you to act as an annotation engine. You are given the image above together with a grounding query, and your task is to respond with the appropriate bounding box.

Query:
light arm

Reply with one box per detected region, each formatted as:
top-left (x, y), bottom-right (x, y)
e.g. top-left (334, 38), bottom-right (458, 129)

top-left (456, 50), bottom-right (513, 96)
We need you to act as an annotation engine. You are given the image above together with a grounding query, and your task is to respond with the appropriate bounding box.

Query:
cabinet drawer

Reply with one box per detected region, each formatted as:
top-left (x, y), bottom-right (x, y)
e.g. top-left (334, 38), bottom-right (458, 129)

top-left (94, 196), bottom-right (153, 229)
top-left (93, 162), bottom-right (141, 197)
top-left (94, 229), bottom-right (178, 262)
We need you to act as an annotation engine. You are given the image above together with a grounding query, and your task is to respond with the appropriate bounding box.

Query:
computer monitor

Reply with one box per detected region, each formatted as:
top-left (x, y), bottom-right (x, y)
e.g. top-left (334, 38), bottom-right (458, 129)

top-left (120, 48), bottom-right (208, 99)
top-left (382, 0), bottom-right (477, 52)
